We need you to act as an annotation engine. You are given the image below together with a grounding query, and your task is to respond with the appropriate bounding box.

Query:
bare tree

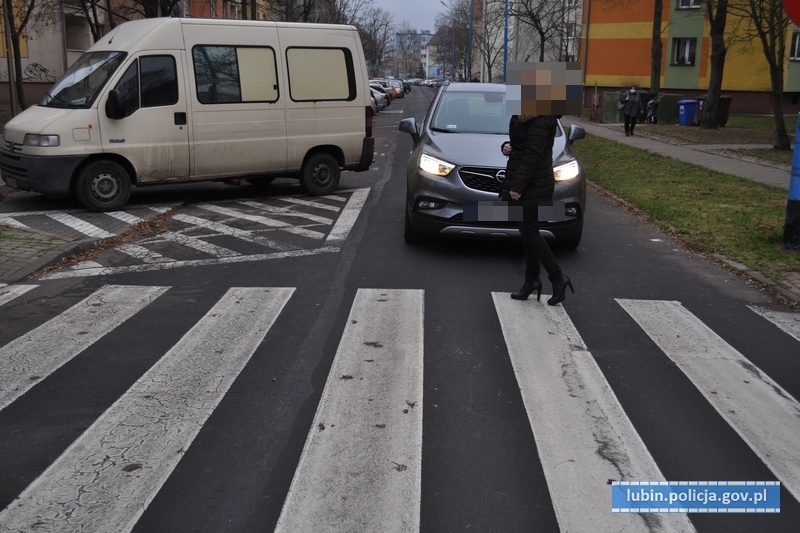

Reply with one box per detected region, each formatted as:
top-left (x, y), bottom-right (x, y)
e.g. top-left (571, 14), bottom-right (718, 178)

top-left (729, 0), bottom-right (792, 149)
top-left (3, 0), bottom-right (40, 109)
top-left (512, 0), bottom-right (581, 62)
top-left (471, 0), bottom-right (506, 82)
top-left (358, 6), bottom-right (394, 77)
top-left (265, 0), bottom-right (316, 21)
top-left (700, 0), bottom-right (729, 129)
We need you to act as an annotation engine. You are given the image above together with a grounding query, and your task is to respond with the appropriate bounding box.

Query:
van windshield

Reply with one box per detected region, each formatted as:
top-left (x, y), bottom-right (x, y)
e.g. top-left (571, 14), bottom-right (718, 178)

top-left (41, 51), bottom-right (126, 109)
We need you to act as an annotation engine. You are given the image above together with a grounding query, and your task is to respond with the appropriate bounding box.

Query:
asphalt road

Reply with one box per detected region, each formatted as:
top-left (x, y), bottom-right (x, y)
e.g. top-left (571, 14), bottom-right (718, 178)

top-left (1, 88), bottom-right (799, 532)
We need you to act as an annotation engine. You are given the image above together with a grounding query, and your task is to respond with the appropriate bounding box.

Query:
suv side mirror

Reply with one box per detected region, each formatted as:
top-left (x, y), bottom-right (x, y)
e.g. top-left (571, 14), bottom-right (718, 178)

top-left (399, 117), bottom-right (420, 144)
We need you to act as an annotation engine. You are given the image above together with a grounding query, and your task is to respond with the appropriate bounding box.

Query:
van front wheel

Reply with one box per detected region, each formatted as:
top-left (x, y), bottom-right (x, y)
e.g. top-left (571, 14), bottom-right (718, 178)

top-left (75, 161), bottom-right (131, 212)
top-left (300, 153), bottom-right (340, 195)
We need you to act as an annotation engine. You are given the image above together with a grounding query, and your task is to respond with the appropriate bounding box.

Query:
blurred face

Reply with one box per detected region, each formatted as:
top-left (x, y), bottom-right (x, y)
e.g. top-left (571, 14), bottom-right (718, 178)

top-left (630, 87), bottom-right (636, 93)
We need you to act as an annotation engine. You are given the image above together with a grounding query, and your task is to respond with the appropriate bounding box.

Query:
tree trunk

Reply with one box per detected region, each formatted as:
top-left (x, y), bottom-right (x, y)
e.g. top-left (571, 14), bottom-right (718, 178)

top-left (771, 77), bottom-right (791, 150)
top-left (700, 0), bottom-right (728, 130)
top-left (650, 0), bottom-right (662, 93)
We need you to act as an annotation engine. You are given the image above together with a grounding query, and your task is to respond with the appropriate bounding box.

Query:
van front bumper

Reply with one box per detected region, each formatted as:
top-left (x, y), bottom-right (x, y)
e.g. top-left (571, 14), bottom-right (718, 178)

top-left (0, 149), bottom-right (87, 197)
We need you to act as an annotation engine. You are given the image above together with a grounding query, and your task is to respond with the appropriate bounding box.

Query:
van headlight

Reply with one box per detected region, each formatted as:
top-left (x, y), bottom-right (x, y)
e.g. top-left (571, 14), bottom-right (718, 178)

top-left (24, 134), bottom-right (60, 147)
top-left (419, 154), bottom-right (455, 176)
top-left (554, 160), bottom-right (580, 181)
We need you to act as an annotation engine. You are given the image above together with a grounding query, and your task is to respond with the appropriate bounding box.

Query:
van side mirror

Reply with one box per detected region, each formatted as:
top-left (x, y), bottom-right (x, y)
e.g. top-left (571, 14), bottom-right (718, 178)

top-left (106, 90), bottom-right (125, 120)
top-left (398, 117), bottom-right (420, 144)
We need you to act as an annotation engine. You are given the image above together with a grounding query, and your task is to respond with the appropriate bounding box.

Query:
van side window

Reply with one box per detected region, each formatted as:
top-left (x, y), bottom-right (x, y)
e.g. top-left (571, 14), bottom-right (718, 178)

top-left (286, 47), bottom-right (356, 102)
top-left (141, 56), bottom-right (179, 107)
top-left (193, 45), bottom-right (278, 104)
top-left (113, 55), bottom-right (178, 118)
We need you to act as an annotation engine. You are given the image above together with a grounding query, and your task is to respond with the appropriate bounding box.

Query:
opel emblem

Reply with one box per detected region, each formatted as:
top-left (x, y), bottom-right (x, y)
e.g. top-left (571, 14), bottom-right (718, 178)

top-left (495, 169), bottom-right (505, 183)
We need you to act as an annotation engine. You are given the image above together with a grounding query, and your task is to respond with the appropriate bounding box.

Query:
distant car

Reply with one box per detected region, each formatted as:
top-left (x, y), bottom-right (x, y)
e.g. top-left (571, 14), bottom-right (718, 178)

top-left (387, 79), bottom-right (405, 98)
top-left (398, 81), bottom-right (586, 249)
top-left (370, 82), bottom-right (393, 103)
top-left (370, 87), bottom-right (388, 111)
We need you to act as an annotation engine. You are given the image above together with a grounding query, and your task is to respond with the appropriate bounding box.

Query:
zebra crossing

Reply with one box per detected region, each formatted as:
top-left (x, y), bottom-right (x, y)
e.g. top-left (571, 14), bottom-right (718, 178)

top-left (35, 189), bottom-right (369, 279)
top-left (0, 284), bottom-right (798, 531)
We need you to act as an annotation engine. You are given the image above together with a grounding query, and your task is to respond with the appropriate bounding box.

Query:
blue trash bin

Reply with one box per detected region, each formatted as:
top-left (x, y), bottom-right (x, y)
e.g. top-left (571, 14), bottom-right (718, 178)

top-left (678, 99), bottom-right (698, 126)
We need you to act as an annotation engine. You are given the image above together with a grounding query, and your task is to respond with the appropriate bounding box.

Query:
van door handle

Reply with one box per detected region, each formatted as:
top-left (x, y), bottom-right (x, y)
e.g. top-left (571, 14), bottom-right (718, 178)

top-left (175, 112), bottom-right (187, 125)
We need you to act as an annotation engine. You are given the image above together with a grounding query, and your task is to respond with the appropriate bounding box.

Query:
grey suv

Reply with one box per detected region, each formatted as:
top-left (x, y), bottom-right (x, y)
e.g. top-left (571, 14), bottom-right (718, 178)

top-left (399, 82), bottom-right (586, 249)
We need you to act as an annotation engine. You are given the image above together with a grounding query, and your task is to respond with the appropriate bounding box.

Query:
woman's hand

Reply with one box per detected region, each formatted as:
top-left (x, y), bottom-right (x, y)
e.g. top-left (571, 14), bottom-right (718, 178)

top-left (502, 142), bottom-right (512, 156)
top-left (510, 191), bottom-right (521, 201)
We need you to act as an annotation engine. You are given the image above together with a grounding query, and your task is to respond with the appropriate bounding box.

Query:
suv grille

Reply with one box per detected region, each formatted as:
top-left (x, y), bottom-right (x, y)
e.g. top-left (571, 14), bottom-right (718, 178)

top-left (459, 166), bottom-right (504, 193)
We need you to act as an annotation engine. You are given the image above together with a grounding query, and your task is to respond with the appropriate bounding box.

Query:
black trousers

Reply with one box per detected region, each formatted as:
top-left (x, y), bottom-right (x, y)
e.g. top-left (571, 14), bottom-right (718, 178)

top-left (624, 114), bottom-right (638, 134)
top-left (520, 212), bottom-right (561, 281)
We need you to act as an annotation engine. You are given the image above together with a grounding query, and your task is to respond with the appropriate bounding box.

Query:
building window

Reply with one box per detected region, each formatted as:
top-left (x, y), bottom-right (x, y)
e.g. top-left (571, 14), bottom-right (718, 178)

top-left (791, 32), bottom-right (800, 60)
top-left (672, 38), bottom-right (697, 66)
top-left (677, 0), bottom-right (701, 8)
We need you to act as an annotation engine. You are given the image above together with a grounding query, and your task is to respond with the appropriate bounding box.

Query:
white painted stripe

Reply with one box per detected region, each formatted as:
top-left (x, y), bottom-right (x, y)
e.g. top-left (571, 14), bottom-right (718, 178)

top-left (0, 216), bottom-right (30, 230)
top-left (39, 247), bottom-right (340, 279)
top-left (326, 188), bottom-right (369, 245)
top-left (276, 289), bottom-right (424, 532)
top-left (618, 299), bottom-right (800, 503)
top-left (280, 197), bottom-right (343, 212)
top-left (172, 213), bottom-right (298, 252)
top-left (493, 294), bottom-right (695, 533)
top-left (0, 204), bottom-right (177, 217)
top-left (117, 244), bottom-right (170, 264)
top-left (70, 261), bottom-right (104, 270)
top-left (749, 306), bottom-right (800, 343)
top-left (106, 211), bottom-right (144, 224)
top-left (199, 204), bottom-right (325, 240)
top-left (239, 200), bottom-right (334, 225)
top-left (0, 287), bottom-right (294, 532)
top-left (0, 284), bottom-right (37, 306)
top-left (0, 285), bottom-right (169, 412)
top-left (147, 205), bottom-right (174, 214)
top-left (46, 213), bottom-right (115, 238)
top-left (157, 231), bottom-right (240, 258)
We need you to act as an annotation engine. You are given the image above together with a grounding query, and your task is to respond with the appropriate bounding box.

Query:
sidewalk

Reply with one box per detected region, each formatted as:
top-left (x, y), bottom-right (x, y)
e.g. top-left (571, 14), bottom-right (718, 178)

top-left (1, 125), bottom-right (799, 303)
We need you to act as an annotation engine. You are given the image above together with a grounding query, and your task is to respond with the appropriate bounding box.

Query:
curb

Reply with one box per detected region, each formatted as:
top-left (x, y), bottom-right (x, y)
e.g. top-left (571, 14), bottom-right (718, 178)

top-left (2, 238), bottom-right (101, 283)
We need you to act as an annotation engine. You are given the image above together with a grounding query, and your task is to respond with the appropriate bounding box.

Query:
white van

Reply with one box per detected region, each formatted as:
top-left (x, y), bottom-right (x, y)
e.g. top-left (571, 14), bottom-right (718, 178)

top-left (0, 18), bottom-right (374, 211)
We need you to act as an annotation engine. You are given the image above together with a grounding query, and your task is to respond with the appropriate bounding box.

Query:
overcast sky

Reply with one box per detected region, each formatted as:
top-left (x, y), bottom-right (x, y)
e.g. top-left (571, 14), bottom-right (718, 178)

top-left (371, 0), bottom-right (439, 32)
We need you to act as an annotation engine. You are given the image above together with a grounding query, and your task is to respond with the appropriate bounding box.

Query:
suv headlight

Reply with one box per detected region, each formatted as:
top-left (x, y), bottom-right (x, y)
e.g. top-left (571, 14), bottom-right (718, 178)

top-left (419, 154), bottom-right (455, 176)
top-left (554, 160), bottom-right (580, 181)
top-left (24, 134), bottom-right (60, 147)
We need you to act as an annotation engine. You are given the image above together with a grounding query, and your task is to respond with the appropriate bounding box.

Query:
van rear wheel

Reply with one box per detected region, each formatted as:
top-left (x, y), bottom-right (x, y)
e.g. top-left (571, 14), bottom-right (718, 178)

top-left (75, 161), bottom-right (131, 212)
top-left (300, 153), bottom-right (340, 195)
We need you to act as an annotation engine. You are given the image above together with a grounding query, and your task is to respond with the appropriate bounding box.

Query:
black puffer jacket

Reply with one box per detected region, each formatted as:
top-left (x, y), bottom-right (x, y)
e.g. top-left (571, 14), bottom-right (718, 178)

top-left (500, 114), bottom-right (557, 203)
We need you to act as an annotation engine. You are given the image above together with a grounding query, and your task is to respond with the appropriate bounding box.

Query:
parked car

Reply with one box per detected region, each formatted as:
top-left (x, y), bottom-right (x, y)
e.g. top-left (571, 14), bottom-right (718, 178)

top-left (370, 87), bottom-right (388, 111)
top-left (398, 81), bottom-right (586, 248)
top-left (387, 79), bottom-right (405, 98)
top-left (370, 82), bottom-right (393, 103)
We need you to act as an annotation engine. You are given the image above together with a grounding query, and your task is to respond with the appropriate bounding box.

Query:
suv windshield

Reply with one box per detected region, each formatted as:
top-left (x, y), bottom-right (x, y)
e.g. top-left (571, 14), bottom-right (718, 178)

top-left (431, 91), bottom-right (509, 134)
top-left (41, 51), bottom-right (126, 109)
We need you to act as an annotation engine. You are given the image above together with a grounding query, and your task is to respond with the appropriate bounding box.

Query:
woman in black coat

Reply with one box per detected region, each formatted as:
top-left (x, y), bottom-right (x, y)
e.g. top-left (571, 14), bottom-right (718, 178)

top-left (500, 114), bottom-right (574, 305)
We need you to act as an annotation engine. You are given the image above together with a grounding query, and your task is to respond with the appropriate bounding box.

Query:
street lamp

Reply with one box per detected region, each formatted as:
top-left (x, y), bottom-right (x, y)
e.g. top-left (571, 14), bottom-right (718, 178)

top-left (441, 1), bottom-right (455, 81)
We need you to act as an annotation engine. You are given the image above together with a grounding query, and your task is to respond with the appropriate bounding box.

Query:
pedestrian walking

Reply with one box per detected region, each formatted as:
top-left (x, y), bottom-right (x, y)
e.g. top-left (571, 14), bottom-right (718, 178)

top-left (619, 86), bottom-right (645, 136)
top-left (500, 114), bottom-right (574, 305)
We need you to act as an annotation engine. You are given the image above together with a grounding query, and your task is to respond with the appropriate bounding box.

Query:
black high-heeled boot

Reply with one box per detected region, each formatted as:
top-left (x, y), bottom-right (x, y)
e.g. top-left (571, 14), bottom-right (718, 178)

top-left (511, 278), bottom-right (542, 301)
top-left (547, 274), bottom-right (574, 306)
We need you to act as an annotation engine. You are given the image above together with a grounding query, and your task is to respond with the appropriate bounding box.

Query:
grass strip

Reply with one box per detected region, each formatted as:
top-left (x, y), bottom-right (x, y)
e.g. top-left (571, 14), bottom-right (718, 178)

top-left (572, 134), bottom-right (800, 283)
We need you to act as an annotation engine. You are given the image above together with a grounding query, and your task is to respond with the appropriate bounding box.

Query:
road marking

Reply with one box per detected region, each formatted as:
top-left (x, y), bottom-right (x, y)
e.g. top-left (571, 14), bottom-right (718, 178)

top-left (172, 213), bottom-right (299, 252)
top-left (618, 299), bottom-right (800, 503)
top-left (198, 204), bottom-right (326, 240)
top-left (749, 306), bottom-right (800, 343)
top-left (239, 200), bottom-right (334, 225)
top-left (0, 285), bottom-right (169, 412)
top-left (155, 231), bottom-right (241, 258)
top-left (0, 287), bottom-right (294, 533)
top-left (117, 244), bottom-right (170, 264)
top-left (40, 247), bottom-right (340, 279)
top-left (493, 294), bottom-right (696, 533)
top-left (276, 288), bottom-right (424, 532)
top-left (0, 284), bottom-right (38, 306)
top-left (0, 216), bottom-right (29, 229)
top-left (280, 196), bottom-right (345, 212)
top-left (326, 188), bottom-right (369, 245)
top-left (46, 213), bottom-right (115, 238)
top-left (106, 211), bottom-right (144, 224)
